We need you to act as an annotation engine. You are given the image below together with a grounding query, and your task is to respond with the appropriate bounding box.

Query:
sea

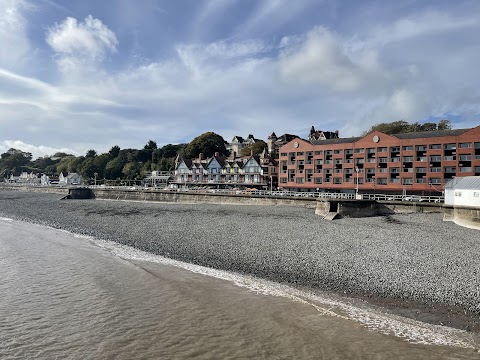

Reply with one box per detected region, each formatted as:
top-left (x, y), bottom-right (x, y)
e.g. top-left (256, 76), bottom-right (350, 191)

top-left (1, 217), bottom-right (479, 359)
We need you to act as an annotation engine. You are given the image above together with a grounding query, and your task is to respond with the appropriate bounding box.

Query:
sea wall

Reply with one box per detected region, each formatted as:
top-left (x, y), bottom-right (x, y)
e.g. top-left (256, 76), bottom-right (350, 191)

top-left (91, 188), bottom-right (318, 208)
top-left (315, 199), bottom-right (443, 218)
top-left (443, 206), bottom-right (480, 230)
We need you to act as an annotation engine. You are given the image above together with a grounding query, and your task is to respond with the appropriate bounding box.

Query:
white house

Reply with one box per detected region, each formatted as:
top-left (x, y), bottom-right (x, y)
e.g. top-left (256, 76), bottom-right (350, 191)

top-left (444, 176), bottom-right (480, 208)
top-left (59, 172), bottom-right (83, 186)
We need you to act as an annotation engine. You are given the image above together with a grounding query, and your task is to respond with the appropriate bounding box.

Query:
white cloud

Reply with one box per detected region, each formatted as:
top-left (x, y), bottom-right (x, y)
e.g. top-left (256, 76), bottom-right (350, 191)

top-left (0, 0), bottom-right (31, 70)
top-left (0, 140), bottom-right (78, 159)
top-left (46, 15), bottom-right (118, 74)
top-left (2, 4), bottom-right (480, 159)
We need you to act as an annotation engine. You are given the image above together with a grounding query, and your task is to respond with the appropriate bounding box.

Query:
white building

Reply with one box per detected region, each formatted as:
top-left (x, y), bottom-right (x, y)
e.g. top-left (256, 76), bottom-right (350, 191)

top-left (444, 176), bottom-right (480, 207)
top-left (59, 172), bottom-right (83, 186)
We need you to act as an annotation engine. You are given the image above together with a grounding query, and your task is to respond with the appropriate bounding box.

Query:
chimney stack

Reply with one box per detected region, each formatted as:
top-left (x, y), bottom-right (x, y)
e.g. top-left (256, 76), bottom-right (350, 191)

top-left (198, 153), bottom-right (203, 160)
top-left (214, 152), bottom-right (220, 157)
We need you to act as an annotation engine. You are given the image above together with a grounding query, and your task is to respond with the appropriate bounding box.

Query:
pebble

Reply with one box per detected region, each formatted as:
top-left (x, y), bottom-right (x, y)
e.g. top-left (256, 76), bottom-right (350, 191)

top-left (1, 190), bottom-right (479, 318)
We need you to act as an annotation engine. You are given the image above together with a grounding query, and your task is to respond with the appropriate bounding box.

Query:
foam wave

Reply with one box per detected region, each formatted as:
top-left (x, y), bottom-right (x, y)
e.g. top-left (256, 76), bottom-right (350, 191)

top-left (91, 237), bottom-right (477, 350)
top-left (0, 217), bottom-right (13, 221)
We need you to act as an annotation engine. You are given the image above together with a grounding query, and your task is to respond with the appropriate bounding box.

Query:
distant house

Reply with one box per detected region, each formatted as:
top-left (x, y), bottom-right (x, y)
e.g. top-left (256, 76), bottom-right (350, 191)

top-left (227, 134), bottom-right (262, 157)
top-left (267, 132), bottom-right (298, 156)
top-left (444, 176), bottom-right (480, 208)
top-left (59, 172), bottom-right (83, 186)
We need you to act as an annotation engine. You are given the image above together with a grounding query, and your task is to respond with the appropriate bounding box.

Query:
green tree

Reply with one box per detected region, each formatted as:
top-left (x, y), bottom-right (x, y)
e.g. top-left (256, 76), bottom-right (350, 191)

top-left (438, 119), bottom-right (452, 130)
top-left (363, 120), bottom-right (454, 135)
top-left (240, 140), bottom-right (268, 157)
top-left (184, 132), bottom-right (229, 158)
top-left (108, 145), bottom-right (120, 158)
top-left (85, 149), bottom-right (97, 158)
top-left (0, 149), bottom-right (33, 174)
top-left (122, 161), bottom-right (141, 180)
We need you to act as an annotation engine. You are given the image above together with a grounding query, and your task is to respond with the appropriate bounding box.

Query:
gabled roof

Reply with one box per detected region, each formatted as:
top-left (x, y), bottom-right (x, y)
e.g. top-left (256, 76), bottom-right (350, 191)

top-left (177, 158), bottom-right (192, 169)
top-left (207, 155), bottom-right (226, 168)
top-left (445, 176), bottom-right (480, 189)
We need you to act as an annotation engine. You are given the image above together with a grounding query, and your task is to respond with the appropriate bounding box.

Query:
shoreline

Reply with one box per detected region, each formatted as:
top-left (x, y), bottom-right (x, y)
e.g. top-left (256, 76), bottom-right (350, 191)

top-left (1, 189), bottom-right (479, 333)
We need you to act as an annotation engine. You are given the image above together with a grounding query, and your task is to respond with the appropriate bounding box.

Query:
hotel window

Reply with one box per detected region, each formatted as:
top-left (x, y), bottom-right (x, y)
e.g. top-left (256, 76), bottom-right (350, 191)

top-left (429, 144), bottom-right (441, 149)
top-left (458, 142), bottom-right (472, 148)
top-left (314, 150), bottom-right (323, 155)
top-left (402, 178), bottom-right (413, 185)
top-left (402, 146), bottom-right (414, 151)
top-left (429, 178), bottom-right (441, 185)
top-left (334, 149), bottom-right (343, 154)
top-left (354, 148), bottom-right (364, 153)
top-left (377, 147), bottom-right (387, 152)
top-left (280, 152), bottom-right (287, 156)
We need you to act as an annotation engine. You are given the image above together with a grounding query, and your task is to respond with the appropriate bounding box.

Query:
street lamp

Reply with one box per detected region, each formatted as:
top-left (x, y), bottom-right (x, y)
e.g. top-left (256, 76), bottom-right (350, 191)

top-left (94, 172), bottom-right (98, 186)
top-left (355, 166), bottom-right (359, 198)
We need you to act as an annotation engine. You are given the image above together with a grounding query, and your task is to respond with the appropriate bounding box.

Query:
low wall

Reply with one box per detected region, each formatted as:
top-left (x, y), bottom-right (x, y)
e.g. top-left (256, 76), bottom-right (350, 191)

top-left (0, 185), bottom-right (68, 195)
top-left (315, 199), bottom-right (443, 218)
top-left (443, 206), bottom-right (480, 230)
top-left (90, 188), bottom-right (318, 208)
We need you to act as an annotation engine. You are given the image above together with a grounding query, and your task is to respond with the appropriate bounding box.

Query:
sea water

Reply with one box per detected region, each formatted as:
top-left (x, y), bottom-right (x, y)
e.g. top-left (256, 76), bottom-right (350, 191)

top-left (1, 218), bottom-right (479, 359)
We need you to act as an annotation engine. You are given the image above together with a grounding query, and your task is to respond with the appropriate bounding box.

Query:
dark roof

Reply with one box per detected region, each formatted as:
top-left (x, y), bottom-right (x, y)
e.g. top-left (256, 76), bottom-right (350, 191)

top-left (310, 137), bottom-right (362, 145)
top-left (392, 128), bottom-right (470, 139)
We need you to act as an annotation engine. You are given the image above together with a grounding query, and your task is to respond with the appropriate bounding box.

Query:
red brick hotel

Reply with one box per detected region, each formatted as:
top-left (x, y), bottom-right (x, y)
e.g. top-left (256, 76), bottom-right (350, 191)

top-left (278, 126), bottom-right (480, 194)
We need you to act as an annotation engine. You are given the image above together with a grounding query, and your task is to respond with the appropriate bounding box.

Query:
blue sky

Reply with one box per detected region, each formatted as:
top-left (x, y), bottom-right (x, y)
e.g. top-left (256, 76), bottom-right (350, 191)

top-left (1, 0), bottom-right (480, 158)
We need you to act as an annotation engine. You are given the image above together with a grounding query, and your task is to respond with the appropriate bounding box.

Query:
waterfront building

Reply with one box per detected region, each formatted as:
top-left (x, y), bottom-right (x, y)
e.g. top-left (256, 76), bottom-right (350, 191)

top-left (278, 126), bottom-right (480, 195)
top-left (173, 150), bottom-right (277, 189)
top-left (444, 176), bottom-right (480, 207)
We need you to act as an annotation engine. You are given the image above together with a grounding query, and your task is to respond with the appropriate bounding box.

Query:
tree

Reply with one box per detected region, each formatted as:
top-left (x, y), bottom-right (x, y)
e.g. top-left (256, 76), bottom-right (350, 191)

top-left (184, 132), bottom-right (229, 158)
top-left (85, 149), bottom-right (97, 158)
top-left (363, 120), bottom-right (453, 135)
top-left (362, 121), bottom-right (412, 135)
top-left (108, 145), bottom-right (120, 158)
top-left (438, 119), bottom-right (452, 130)
top-left (144, 140), bottom-right (157, 151)
top-left (0, 148), bottom-right (33, 174)
top-left (240, 140), bottom-right (268, 157)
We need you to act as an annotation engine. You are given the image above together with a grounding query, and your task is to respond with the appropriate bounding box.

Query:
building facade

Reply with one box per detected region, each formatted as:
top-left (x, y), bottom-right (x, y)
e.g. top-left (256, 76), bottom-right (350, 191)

top-left (174, 150), bottom-right (278, 189)
top-left (278, 126), bottom-right (480, 194)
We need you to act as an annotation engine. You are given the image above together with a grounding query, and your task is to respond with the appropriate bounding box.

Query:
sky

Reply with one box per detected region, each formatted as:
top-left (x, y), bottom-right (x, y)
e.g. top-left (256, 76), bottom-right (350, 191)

top-left (1, 0), bottom-right (480, 159)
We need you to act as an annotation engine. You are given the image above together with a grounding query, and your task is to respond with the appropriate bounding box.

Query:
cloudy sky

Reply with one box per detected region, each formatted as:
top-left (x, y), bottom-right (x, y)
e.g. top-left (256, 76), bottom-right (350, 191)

top-left (1, 0), bottom-right (480, 159)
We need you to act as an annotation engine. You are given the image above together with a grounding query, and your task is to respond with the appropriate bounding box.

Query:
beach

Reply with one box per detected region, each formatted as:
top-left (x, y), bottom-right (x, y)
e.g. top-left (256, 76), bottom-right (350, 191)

top-left (0, 189), bottom-right (479, 333)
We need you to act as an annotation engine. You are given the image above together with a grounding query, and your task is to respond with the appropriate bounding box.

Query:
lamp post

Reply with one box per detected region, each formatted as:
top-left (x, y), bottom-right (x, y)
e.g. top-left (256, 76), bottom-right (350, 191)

top-left (355, 166), bottom-right (359, 198)
top-left (94, 172), bottom-right (98, 186)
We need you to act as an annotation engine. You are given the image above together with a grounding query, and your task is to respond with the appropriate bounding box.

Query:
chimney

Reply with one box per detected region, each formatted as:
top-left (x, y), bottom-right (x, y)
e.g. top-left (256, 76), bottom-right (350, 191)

top-left (198, 153), bottom-right (203, 160)
top-left (214, 152), bottom-right (220, 157)
top-left (233, 151), bottom-right (237, 159)
top-left (250, 149), bottom-right (253, 156)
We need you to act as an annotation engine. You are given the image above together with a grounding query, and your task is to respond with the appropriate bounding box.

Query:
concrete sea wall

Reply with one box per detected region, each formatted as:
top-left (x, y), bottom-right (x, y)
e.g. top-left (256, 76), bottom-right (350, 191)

top-left (90, 188), bottom-right (318, 208)
top-left (315, 199), bottom-right (443, 218)
top-left (443, 206), bottom-right (480, 230)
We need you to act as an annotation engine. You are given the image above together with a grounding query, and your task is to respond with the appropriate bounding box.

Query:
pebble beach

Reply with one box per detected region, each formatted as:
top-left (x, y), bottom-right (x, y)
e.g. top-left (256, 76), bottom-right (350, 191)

top-left (1, 189), bottom-right (479, 332)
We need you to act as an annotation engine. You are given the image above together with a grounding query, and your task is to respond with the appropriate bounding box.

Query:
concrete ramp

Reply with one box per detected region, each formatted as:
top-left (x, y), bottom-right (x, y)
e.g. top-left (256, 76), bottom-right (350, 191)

top-left (323, 212), bottom-right (339, 221)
